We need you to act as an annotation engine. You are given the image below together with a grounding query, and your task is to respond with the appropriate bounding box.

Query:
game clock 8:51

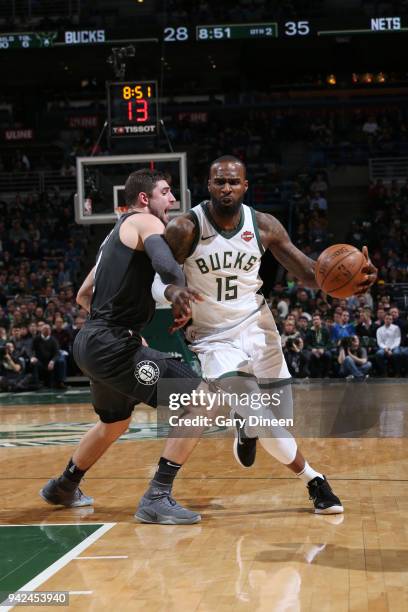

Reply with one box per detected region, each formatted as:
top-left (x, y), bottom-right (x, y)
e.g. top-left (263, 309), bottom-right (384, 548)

top-left (107, 81), bottom-right (158, 138)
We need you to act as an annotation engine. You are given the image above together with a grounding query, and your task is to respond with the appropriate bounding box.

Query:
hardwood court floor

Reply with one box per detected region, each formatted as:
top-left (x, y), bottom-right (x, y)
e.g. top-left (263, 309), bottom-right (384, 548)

top-left (1, 396), bottom-right (408, 611)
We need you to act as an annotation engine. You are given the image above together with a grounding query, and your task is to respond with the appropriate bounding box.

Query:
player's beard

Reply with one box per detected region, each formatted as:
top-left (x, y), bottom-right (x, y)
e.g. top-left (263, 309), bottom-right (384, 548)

top-left (161, 210), bottom-right (170, 225)
top-left (150, 205), bottom-right (169, 225)
top-left (211, 195), bottom-right (243, 217)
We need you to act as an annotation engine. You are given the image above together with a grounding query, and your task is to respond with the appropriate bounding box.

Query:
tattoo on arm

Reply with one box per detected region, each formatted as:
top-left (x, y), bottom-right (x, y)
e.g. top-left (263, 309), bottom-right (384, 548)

top-left (164, 213), bottom-right (197, 263)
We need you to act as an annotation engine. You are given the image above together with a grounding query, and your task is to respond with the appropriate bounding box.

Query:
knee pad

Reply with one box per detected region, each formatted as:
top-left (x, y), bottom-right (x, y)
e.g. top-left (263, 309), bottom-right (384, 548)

top-left (259, 436), bottom-right (298, 465)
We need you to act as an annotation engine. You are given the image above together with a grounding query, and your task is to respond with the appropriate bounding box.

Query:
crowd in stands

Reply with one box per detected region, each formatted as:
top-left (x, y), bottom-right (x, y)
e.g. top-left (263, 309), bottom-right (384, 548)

top-left (269, 284), bottom-right (408, 380)
top-left (2, 104), bottom-right (407, 193)
top-left (272, 177), bottom-right (408, 380)
top-left (164, 107), bottom-right (408, 210)
top-left (0, 190), bottom-right (90, 392)
top-left (1, 103), bottom-right (408, 389)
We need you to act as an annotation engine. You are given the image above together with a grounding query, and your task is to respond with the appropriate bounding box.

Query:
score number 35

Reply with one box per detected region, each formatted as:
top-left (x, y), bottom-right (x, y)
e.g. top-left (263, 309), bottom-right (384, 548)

top-left (284, 21), bottom-right (310, 36)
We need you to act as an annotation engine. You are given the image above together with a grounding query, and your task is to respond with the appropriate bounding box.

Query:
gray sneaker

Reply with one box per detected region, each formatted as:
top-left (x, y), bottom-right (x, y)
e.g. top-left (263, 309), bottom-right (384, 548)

top-left (135, 484), bottom-right (201, 525)
top-left (39, 477), bottom-right (94, 508)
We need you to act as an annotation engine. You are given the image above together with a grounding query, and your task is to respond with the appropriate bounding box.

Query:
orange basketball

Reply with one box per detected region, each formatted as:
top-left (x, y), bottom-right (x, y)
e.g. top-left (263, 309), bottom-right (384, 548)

top-left (315, 244), bottom-right (367, 298)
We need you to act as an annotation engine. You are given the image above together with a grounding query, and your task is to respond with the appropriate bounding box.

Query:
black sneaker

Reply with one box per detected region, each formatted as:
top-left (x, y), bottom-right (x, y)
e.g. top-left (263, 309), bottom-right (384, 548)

top-left (307, 476), bottom-right (343, 514)
top-left (233, 413), bottom-right (257, 468)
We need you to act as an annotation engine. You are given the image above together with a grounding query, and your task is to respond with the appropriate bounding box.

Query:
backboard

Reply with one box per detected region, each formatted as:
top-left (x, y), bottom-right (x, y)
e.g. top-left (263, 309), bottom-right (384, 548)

top-left (74, 152), bottom-right (189, 224)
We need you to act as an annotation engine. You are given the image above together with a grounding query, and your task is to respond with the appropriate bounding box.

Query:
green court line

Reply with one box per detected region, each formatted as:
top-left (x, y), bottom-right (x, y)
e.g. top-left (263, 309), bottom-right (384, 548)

top-left (0, 389), bottom-right (91, 406)
top-left (0, 523), bottom-right (114, 599)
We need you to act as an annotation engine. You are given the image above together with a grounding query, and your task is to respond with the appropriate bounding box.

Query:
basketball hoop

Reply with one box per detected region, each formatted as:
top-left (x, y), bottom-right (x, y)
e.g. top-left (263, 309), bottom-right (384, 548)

top-left (114, 205), bottom-right (130, 218)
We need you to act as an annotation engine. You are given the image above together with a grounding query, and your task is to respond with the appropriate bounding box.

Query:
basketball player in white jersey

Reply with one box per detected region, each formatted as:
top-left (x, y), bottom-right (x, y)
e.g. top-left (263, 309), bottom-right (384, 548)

top-left (153, 155), bottom-right (377, 514)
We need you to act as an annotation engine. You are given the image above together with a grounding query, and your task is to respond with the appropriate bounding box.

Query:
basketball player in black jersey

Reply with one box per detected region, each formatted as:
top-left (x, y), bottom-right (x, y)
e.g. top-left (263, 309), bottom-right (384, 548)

top-left (39, 169), bottom-right (205, 524)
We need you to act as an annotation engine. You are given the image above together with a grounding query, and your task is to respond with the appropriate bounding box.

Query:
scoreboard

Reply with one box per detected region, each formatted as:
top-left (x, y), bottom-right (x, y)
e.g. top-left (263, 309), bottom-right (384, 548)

top-left (163, 15), bottom-right (408, 42)
top-left (107, 81), bottom-right (159, 139)
top-left (1, 16), bottom-right (408, 51)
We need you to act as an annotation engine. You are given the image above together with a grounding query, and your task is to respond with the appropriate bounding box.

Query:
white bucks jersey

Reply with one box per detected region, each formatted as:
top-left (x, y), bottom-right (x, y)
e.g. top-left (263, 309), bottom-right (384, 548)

top-left (184, 202), bottom-right (265, 335)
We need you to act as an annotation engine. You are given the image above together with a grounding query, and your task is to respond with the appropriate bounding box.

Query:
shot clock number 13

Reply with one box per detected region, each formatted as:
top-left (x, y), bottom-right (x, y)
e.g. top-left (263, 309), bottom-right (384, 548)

top-left (107, 80), bottom-right (159, 138)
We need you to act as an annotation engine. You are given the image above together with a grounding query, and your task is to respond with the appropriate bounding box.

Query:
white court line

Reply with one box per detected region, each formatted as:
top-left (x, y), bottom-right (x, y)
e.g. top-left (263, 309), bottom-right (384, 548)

top-left (69, 591), bottom-right (93, 595)
top-left (75, 555), bottom-right (128, 560)
top-left (0, 523), bottom-right (115, 612)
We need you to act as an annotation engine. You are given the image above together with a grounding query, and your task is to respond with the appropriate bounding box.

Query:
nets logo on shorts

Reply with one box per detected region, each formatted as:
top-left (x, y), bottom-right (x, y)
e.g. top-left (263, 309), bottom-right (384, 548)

top-left (134, 360), bottom-right (160, 385)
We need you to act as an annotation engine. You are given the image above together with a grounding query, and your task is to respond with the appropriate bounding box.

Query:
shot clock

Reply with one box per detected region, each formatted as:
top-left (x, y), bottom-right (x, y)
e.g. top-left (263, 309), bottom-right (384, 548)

top-left (107, 80), bottom-right (159, 138)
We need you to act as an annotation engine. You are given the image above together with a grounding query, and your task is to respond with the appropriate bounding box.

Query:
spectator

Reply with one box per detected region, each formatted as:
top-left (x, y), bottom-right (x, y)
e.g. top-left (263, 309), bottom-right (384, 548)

top-left (293, 288), bottom-right (313, 313)
top-left (276, 295), bottom-right (290, 319)
top-left (284, 337), bottom-right (310, 378)
top-left (280, 319), bottom-right (301, 348)
top-left (52, 316), bottom-right (72, 352)
top-left (0, 306), bottom-right (11, 331)
top-left (374, 306), bottom-right (386, 329)
top-left (297, 315), bottom-right (310, 341)
top-left (34, 306), bottom-right (45, 322)
top-left (375, 313), bottom-right (403, 376)
top-left (355, 308), bottom-right (377, 339)
top-left (0, 327), bottom-right (7, 345)
top-left (31, 323), bottom-right (66, 388)
top-left (0, 341), bottom-right (25, 391)
top-left (9, 326), bottom-right (25, 354)
top-left (389, 306), bottom-right (408, 346)
top-left (57, 261), bottom-right (71, 287)
top-left (305, 314), bottom-right (332, 378)
top-left (338, 335), bottom-right (372, 381)
top-left (330, 310), bottom-right (355, 343)
top-left (9, 219), bottom-right (28, 244)
top-left (309, 192), bottom-right (328, 212)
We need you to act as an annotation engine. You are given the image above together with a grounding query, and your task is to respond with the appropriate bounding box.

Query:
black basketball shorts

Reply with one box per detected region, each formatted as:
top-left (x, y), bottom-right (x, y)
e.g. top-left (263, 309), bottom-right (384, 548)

top-left (74, 325), bottom-right (200, 423)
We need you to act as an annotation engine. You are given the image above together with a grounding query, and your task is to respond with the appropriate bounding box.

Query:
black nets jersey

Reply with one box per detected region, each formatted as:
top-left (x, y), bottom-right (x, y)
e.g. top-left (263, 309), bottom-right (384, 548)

top-left (89, 212), bottom-right (155, 330)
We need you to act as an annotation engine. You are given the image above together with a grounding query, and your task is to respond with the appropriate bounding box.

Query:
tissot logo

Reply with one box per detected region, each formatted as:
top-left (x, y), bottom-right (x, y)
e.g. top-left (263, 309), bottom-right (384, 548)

top-left (113, 125), bottom-right (156, 134)
top-left (65, 30), bottom-right (106, 44)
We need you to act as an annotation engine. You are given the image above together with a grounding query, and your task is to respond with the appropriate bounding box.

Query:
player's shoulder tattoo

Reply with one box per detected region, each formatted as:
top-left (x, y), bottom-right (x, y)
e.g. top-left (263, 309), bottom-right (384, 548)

top-left (164, 213), bottom-right (197, 263)
top-left (255, 210), bottom-right (288, 249)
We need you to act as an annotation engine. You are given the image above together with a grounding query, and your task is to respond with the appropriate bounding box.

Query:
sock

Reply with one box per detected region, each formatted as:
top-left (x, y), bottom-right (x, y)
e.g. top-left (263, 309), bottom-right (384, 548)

top-left (152, 456), bottom-right (182, 488)
top-left (296, 461), bottom-right (323, 485)
top-left (61, 458), bottom-right (87, 486)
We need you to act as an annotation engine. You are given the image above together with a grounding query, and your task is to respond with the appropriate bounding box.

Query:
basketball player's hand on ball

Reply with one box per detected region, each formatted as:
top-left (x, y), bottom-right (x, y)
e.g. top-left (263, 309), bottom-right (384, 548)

top-left (356, 246), bottom-right (378, 295)
top-left (169, 313), bottom-right (191, 333)
top-left (165, 286), bottom-right (203, 333)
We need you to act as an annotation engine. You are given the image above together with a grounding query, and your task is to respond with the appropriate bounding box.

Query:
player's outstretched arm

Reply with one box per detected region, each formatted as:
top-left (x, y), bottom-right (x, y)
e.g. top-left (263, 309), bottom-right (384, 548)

top-left (256, 212), bottom-right (318, 288)
top-left (126, 213), bottom-right (186, 287)
top-left (152, 272), bottom-right (202, 318)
